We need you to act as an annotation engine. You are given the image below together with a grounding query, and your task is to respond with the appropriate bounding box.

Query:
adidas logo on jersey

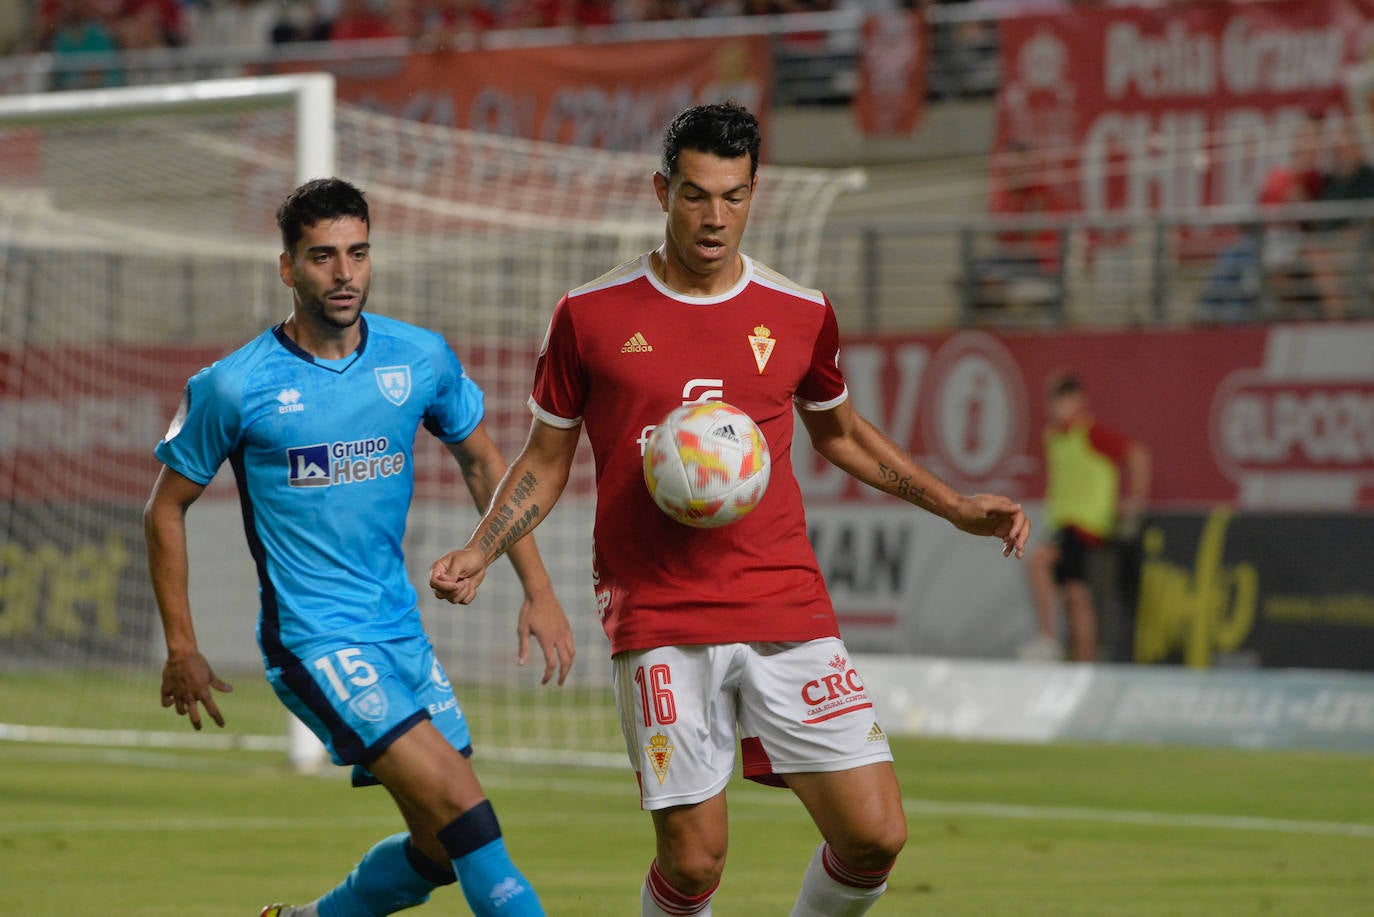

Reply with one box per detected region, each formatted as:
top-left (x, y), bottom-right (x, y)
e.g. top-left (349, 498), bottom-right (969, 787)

top-left (866, 722), bottom-right (887, 743)
top-left (621, 332), bottom-right (653, 353)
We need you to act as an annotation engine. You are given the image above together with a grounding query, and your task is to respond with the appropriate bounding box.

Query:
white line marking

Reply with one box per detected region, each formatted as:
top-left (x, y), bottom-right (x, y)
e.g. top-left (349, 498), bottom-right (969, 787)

top-left (4, 747), bottom-right (1372, 841)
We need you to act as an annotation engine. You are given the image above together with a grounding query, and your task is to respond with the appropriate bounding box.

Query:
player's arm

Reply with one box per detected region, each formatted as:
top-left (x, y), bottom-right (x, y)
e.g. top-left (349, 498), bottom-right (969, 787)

top-left (430, 416), bottom-right (580, 604)
top-left (143, 465), bottom-right (233, 729)
top-left (443, 422), bottom-right (575, 685)
top-left (800, 398), bottom-right (1030, 558)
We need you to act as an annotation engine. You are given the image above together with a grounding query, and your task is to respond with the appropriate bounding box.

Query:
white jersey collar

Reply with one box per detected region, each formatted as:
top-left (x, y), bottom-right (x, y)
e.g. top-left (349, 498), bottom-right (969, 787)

top-left (642, 251), bottom-right (754, 305)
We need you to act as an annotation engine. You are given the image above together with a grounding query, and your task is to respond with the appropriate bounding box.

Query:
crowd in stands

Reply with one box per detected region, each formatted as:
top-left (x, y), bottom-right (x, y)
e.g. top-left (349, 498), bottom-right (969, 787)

top-left (11, 0), bottom-right (864, 59)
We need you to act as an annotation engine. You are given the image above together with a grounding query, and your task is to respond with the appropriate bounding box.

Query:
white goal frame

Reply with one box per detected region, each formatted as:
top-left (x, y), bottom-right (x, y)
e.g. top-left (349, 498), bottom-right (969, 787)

top-left (0, 73), bottom-right (336, 771)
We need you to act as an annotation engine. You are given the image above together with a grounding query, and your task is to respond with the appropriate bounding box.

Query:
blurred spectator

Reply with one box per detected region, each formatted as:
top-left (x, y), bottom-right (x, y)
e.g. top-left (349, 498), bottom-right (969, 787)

top-left (192, 0), bottom-right (281, 49)
top-left (1307, 115), bottom-right (1374, 318)
top-left (329, 0), bottom-right (400, 39)
top-left (118, 0), bottom-right (187, 48)
top-left (0, 1), bottom-right (30, 54)
top-left (270, 1), bottom-right (334, 42)
top-left (1022, 371), bottom-right (1150, 663)
top-left (35, 0), bottom-right (118, 49)
top-left (1200, 115), bottom-right (1325, 322)
top-left (48, 0), bottom-right (122, 89)
top-left (417, 0), bottom-right (497, 49)
top-left (964, 140), bottom-right (1069, 320)
top-left (502, 0), bottom-right (618, 28)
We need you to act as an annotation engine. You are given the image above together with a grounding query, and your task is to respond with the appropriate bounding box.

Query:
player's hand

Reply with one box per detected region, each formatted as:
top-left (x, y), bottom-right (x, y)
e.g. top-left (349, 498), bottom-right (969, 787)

top-left (518, 588), bottom-right (575, 687)
top-left (429, 548), bottom-right (489, 605)
top-left (951, 493), bottom-right (1031, 559)
top-left (160, 651), bottom-right (232, 730)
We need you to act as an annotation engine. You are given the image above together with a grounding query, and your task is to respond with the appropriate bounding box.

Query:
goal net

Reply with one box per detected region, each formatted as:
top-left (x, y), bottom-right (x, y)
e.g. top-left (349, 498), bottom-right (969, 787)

top-left (0, 74), bottom-right (863, 768)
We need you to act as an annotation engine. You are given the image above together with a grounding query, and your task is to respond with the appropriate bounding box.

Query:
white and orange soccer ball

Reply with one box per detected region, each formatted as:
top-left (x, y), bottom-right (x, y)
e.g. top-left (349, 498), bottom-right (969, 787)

top-left (642, 401), bottom-right (771, 529)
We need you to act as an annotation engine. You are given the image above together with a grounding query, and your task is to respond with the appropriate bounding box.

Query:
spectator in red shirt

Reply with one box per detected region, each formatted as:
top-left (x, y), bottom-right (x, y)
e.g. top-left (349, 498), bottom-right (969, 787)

top-left (419, 0), bottom-right (496, 48)
top-left (966, 140), bottom-right (1070, 319)
top-left (329, 0), bottom-right (400, 40)
top-left (119, 0), bottom-right (186, 48)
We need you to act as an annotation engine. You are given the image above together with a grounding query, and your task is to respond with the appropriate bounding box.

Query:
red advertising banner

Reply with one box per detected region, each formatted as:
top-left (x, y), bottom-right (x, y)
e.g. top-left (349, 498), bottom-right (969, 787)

top-left (853, 10), bottom-right (928, 137)
top-left (6, 323), bottom-right (1374, 508)
top-left (794, 322), bottom-right (1374, 511)
top-left (273, 37), bottom-right (772, 151)
top-left (996, 0), bottom-right (1374, 214)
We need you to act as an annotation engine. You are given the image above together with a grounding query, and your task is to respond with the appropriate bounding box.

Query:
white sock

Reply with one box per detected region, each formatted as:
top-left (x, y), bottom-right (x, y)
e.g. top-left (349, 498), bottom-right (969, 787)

top-left (788, 843), bottom-right (890, 917)
top-left (279, 906), bottom-right (319, 917)
top-left (641, 860), bottom-right (715, 916)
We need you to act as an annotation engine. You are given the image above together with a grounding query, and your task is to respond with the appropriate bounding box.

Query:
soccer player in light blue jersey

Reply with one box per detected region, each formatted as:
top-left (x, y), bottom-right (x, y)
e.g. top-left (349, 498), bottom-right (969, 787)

top-left (144, 177), bottom-right (574, 917)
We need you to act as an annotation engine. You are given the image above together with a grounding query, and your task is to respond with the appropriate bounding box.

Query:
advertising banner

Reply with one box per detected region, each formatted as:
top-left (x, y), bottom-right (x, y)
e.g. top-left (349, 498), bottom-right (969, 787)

top-left (5, 323), bottom-right (1372, 662)
top-left (996, 0), bottom-right (1374, 215)
top-left (797, 322), bottom-right (1374, 510)
top-left (1135, 508), bottom-right (1374, 670)
top-left (853, 10), bottom-right (929, 137)
top-left (858, 654), bottom-right (1374, 750)
top-left (272, 36), bottom-right (772, 151)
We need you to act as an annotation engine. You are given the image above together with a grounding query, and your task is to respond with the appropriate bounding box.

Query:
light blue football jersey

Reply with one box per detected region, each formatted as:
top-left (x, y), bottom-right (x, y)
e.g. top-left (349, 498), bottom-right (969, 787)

top-left (155, 314), bottom-right (484, 665)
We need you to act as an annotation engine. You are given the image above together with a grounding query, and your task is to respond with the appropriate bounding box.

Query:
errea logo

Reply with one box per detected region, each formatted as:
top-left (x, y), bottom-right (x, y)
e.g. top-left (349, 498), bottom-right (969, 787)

top-left (277, 388), bottom-right (304, 414)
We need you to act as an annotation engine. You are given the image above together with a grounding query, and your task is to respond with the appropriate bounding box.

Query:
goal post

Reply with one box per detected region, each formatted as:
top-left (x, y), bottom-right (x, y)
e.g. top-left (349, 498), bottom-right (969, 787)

top-left (0, 73), bottom-right (864, 772)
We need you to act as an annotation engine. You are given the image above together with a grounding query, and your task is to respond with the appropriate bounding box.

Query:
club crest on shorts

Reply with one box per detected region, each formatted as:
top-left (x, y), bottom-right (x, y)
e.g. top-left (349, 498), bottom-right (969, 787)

top-left (349, 685), bottom-right (389, 723)
top-left (644, 731), bottom-right (674, 784)
top-left (375, 365), bottom-right (412, 406)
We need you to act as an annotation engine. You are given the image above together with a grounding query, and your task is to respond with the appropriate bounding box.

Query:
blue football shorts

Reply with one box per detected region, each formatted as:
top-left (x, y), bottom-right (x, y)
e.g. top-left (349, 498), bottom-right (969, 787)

top-left (266, 632), bottom-right (472, 786)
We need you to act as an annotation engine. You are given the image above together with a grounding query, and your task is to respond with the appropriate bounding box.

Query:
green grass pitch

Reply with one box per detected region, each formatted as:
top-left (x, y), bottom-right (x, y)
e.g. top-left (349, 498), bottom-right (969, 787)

top-left (2, 734), bottom-right (1371, 915)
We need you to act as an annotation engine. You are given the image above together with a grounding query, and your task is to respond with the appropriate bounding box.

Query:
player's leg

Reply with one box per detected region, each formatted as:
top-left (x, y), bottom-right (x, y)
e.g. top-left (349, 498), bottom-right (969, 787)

top-left (734, 639), bottom-right (902, 917)
top-left (1056, 530), bottom-right (1097, 662)
top-left (366, 722), bottom-right (543, 916)
top-left (613, 644), bottom-right (740, 916)
top-left (643, 794), bottom-right (729, 916)
top-left (1026, 535), bottom-right (1064, 649)
top-left (1063, 579), bottom-right (1098, 662)
top-left (784, 763), bottom-right (906, 917)
top-left (263, 635), bottom-right (541, 917)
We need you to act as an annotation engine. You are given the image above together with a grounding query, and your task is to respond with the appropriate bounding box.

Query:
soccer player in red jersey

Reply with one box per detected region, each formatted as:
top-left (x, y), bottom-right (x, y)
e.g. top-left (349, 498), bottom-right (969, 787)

top-left (430, 102), bottom-right (1030, 916)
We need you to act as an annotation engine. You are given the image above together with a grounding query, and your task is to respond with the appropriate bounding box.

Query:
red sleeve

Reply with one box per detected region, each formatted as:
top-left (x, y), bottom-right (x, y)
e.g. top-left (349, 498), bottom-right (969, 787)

top-left (1087, 420), bottom-right (1131, 462)
top-left (529, 294), bottom-right (586, 423)
top-left (794, 295), bottom-right (847, 407)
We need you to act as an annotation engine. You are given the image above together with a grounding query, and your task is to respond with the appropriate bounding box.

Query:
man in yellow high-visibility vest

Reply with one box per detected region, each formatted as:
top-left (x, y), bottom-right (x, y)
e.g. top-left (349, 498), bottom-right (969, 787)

top-left (1024, 372), bottom-right (1150, 662)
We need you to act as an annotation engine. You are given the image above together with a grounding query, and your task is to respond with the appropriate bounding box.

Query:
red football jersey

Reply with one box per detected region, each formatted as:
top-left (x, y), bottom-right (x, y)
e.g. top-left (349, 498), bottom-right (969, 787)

top-left (530, 253), bottom-right (848, 654)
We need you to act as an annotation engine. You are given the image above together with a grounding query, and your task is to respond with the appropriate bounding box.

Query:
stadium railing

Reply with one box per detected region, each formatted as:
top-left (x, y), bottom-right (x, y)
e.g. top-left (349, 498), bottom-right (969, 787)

top-left (821, 200), bottom-right (1374, 333)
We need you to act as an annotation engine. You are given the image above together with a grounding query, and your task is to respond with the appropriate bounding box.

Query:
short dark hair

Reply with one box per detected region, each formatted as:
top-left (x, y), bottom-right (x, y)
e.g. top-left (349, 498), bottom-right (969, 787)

top-left (276, 177), bottom-right (370, 255)
top-left (1046, 371), bottom-right (1083, 399)
top-left (660, 101), bottom-right (761, 179)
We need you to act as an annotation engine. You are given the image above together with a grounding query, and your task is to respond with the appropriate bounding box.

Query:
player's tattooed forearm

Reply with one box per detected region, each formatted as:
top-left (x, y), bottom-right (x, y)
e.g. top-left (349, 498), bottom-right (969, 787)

top-left (477, 502), bottom-right (541, 559)
top-left (510, 470), bottom-right (537, 507)
top-left (877, 462), bottom-right (928, 507)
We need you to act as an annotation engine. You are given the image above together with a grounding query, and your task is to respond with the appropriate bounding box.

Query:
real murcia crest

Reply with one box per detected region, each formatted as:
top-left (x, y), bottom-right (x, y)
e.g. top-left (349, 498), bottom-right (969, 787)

top-left (748, 324), bottom-right (776, 374)
top-left (645, 732), bottom-right (674, 785)
top-left (375, 365), bottom-right (412, 406)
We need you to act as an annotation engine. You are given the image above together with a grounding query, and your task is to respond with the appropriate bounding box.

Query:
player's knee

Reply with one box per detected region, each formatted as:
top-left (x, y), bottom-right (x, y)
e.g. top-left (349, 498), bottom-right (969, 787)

top-left (657, 846), bottom-right (726, 895)
top-left (838, 818), bottom-right (907, 872)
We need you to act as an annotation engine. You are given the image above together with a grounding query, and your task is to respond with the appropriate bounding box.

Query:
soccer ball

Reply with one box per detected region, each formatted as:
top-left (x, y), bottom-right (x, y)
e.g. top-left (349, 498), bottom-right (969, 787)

top-left (643, 401), bottom-right (771, 528)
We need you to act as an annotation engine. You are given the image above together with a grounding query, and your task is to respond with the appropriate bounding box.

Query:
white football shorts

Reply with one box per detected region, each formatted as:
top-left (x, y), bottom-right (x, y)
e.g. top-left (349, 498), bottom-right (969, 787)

top-left (612, 637), bottom-right (894, 810)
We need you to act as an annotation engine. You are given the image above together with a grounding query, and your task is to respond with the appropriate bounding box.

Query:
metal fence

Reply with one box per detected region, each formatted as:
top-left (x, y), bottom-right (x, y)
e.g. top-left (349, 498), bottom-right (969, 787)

top-left (818, 200), bottom-right (1374, 333)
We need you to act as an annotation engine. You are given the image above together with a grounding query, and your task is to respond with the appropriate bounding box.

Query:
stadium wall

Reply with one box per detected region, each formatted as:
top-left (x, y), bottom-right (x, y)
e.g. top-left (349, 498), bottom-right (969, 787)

top-left (856, 654), bottom-right (1374, 753)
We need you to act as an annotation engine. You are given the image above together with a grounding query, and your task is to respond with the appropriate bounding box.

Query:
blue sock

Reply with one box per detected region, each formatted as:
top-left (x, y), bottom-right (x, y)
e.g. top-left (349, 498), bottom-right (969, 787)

top-left (316, 833), bottom-right (454, 917)
top-left (437, 800), bottom-right (544, 916)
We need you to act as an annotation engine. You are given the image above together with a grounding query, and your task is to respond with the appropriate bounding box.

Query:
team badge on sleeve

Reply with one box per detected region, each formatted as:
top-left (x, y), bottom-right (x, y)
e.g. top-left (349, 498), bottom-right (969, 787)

top-left (375, 366), bottom-right (412, 406)
top-left (748, 325), bottom-right (776, 374)
top-left (645, 732), bottom-right (675, 784)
